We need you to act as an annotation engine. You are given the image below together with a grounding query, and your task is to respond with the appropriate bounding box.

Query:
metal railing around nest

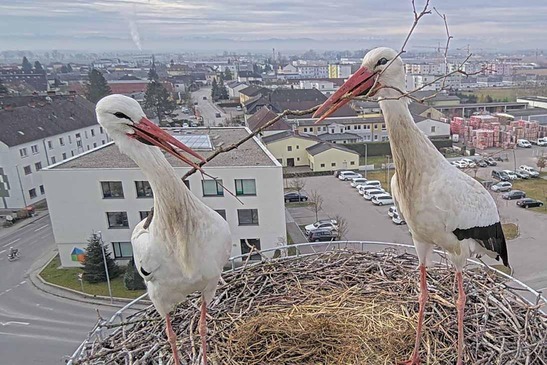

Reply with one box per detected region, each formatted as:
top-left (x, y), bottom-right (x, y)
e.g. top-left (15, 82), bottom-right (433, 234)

top-left (66, 240), bottom-right (546, 364)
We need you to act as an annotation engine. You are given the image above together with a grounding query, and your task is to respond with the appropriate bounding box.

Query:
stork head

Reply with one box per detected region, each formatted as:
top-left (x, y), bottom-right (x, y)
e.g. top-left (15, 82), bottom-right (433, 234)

top-left (313, 47), bottom-right (405, 122)
top-left (96, 94), bottom-right (205, 168)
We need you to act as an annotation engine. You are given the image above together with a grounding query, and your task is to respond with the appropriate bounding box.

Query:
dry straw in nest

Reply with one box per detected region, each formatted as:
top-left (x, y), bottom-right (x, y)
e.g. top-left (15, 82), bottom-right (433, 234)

top-left (74, 249), bottom-right (547, 365)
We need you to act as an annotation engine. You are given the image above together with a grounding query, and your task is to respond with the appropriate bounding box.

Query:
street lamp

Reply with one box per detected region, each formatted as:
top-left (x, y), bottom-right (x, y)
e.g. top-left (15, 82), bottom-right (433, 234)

top-left (96, 231), bottom-right (113, 304)
top-left (364, 143), bottom-right (368, 179)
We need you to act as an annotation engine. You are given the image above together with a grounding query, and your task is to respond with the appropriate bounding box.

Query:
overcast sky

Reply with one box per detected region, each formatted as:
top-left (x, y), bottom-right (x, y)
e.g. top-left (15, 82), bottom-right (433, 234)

top-left (1, 0), bottom-right (546, 52)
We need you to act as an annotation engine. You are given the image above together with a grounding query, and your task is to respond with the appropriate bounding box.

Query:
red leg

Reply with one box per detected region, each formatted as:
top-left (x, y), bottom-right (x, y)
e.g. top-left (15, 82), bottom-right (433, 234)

top-left (400, 264), bottom-right (428, 365)
top-left (165, 314), bottom-right (181, 365)
top-left (455, 271), bottom-right (466, 365)
top-left (200, 295), bottom-right (208, 365)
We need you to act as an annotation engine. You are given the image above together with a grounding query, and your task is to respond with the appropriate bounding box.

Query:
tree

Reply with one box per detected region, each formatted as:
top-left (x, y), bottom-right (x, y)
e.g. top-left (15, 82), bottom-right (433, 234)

top-left (537, 157), bottom-right (546, 172)
top-left (211, 78), bottom-right (219, 101)
top-left (82, 233), bottom-right (121, 284)
top-left (218, 76), bottom-right (229, 100)
top-left (67, 63), bottom-right (73, 73)
top-left (224, 67), bottom-right (233, 81)
top-left (22, 56), bottom-right (33, 72)
top-left (34, 61), bottom-right (45, 74)
top-left (288, 176), bottom-right (306, 197)
top-left (333, 215), bottom-right (349, 240)
top-left (308, 190), bottom-right (324, 222)
top-left (124, 258), bottom-right (146, 290)
top-left (85, 69), bottom-right (112, 104)
top-left (0, 79), bottom-right (8, 94)
top-left (144, 65), bottom-right (176, 124)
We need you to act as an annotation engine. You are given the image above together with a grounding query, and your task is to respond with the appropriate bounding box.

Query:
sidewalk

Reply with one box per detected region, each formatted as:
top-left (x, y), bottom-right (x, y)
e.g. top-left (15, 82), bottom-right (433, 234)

top-left (285, 208), bottom-right (308, 244)
top-left (0, 209), bottom-right (50, 240)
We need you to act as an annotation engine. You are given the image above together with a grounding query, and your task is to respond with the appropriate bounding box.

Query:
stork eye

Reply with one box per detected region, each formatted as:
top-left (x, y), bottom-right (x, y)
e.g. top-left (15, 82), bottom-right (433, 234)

top-left (376, 57), bottom-right (389, 67)
top-left (113, 112), bottom-right (132, 121)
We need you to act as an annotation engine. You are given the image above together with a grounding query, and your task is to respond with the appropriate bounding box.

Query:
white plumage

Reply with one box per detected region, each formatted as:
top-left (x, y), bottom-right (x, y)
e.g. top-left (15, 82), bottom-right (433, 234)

top-left (314, 47), bottom-right (509, 365)
top-left (96, 95), bottom-right (231, 365)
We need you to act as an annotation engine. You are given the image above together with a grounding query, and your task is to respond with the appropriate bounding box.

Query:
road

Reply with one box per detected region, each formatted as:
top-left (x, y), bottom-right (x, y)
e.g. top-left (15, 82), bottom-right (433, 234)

top-left (192, 87), bottom-right (243, 127)
top-left (0, 215), bottom-right (118, 364)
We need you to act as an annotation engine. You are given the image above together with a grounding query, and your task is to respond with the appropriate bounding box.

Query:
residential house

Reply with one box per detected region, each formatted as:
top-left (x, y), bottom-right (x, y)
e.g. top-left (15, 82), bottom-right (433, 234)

top-left (307, 143), bottom-right (359, 172)
top-left (317, 132), bottom-right (362, 144)
top-left (246, 106), bottom-right (290, 135)
top-left (237, 71), bottom-right (262, 84)
top-left (226, 81), bottom-right (248, 99)
top-left (239, 85), bottom-right (271, 105)
top-left (0, 95), bottom-right (108, 209)
top-left (41, 127), bottom-right (286, 267)
top-left (415, 118), bottom-right (451, 139)
top-left (0, 69), bottom-right (48, 92)
top-left (261, 131), bottom-right (318, 167)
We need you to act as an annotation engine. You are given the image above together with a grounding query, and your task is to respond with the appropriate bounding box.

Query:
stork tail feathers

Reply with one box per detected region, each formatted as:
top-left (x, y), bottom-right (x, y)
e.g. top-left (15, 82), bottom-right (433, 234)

top-left (453, 222), bottom-right (509, 267)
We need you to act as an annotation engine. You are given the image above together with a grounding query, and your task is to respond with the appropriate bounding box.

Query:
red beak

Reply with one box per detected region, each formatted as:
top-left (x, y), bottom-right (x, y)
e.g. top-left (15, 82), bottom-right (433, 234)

top-left (130, 117), bottom-right (206, 169)
top-left (312, 66), bottom-right (378, 123)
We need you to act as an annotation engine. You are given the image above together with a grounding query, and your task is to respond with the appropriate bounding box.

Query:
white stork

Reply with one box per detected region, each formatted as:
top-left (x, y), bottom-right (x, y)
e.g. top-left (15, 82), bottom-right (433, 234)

top-left (96, 95), bottom-right (232, 365)
top-left (313, 48), bottom-right (509, 365)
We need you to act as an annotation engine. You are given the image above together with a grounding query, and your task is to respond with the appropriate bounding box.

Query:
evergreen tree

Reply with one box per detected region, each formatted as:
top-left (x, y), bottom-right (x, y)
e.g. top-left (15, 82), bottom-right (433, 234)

top-left (85, 69), bottom-right (112, 104)
top-left (67, 63), bottom-right (73, 72)
top-left (211, 78), bottom-right (219, 101)
top-left (144, 65), bottom-right (176, 124)
top-left (22, 57), bottom-right (33, 72)
top-left (218, 77), bottom-right (229, 100)
top-left (82, 233), bottom-right (121, 284)
top-left (224, 67), bottom-right (233, 80)
top-left (34, 61), bottom-right (45, 74)
top-left (124, 258), bottom-right (147, 290)
top-left (60, 65), bottom-right (69, 73)
top-left (0, 78), bottom-right (8, 94)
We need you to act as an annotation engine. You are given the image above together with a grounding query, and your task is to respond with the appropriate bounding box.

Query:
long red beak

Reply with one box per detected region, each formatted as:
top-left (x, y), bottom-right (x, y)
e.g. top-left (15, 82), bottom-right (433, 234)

top-left (312, 66), bottom-right (378, 123)
top-left (130, 117), bottom-right (206, 169)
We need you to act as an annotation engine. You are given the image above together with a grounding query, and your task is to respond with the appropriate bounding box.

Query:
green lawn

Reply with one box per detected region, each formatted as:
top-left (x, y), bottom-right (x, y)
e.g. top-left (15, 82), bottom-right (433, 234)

top-left (40, 255), bottom-right (146, 299)
top-left (511, 178), bottom-right (547, 214)
top-left (359, 155), bottom-right (390, 168)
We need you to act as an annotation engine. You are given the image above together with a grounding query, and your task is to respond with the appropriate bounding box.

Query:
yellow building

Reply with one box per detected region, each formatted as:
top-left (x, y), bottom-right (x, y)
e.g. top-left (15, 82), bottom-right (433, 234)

top-left (307, 143), bottom-right (359, 172)
top-left (262, 131), bottom-right (318, 167)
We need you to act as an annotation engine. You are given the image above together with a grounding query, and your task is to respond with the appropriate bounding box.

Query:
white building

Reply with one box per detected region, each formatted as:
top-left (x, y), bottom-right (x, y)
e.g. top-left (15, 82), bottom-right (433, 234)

top-left (0, 95), bottom-right (108, 209)
top-left (41, 127), bottom-right (286, 267)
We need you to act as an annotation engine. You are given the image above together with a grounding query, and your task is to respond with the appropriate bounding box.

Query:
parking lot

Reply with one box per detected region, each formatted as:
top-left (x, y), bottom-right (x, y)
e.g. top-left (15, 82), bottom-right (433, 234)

top-left (286, 146), bottom-right (547, 291)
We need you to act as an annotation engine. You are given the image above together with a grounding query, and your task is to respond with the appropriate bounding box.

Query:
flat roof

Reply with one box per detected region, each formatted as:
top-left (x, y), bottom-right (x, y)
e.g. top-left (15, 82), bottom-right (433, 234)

top-left (51, 127), bottom-right (276, 169)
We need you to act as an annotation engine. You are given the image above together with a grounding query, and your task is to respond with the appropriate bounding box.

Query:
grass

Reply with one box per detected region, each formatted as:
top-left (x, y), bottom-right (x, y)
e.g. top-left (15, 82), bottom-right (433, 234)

top-left (511, 177), bottom-right (547, 214)
top-left (359, 155), bottom-right (389, 168)
top-left (40, 255), bottom-right (146, 299)
top-left (502, 223), bottom-right (520, 240)
top-left (286, 201), bottom-right (313, 207)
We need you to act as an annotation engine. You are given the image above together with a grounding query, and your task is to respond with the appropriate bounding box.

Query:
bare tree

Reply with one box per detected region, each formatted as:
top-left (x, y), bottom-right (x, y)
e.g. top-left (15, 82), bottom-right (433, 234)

top-left (472, 165), bottom-right (480, 179)
top-left (333, 215), bottom-right (349, 240)
top-left (307, 190), bottom-right (324, 222)
top-left (537, 157), bottom-right (546, 172)
top-left (288, 175), bottom-right (306, 197)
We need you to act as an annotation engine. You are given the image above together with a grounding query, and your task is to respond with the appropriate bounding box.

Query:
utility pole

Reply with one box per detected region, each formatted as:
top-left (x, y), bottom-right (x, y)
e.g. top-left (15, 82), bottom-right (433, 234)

top-left (97, 231), bottom-right (113, 304)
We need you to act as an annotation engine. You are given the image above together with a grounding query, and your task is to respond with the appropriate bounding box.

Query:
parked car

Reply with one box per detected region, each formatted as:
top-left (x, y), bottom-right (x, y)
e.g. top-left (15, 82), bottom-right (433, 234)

top-left (461, 158), bottom-right (477, 168)
top-left (485, 157), bottom-right (497, 166)
top-left (477, 160), bottom-right (488, 168)
top-left (491, 170), bottom-right (510, 181)
top-left (491, 181), bottom-right (512, 192)
top-left (350, 177), bottom-right (368, 187)
top-left (517, 139), bottom-right (532, 148)
top-left (454, 160), bottom-right (468, 169)
top-left (357, 180), bottom-right (381, 189)
top-left (364, 189), bottom-right (387, 201)
top-left (502, 190), bottom-right (526, 200)
top-left (513, 170), bottom-right (530, 179)
top-left (519, 165), bottom-right (540, 178)
top-left (305, 220), bottom-right (339, 234)
top-left (236, 106), bottom-right (242, 111)
top-left (388, 206), bottom-right (398, 218)
top-left (516, 198), bottom-right (544, 208)
top-left (338, 171), bottom-right (363, 181)
top-left (392, 212), bottom-right (406, 225)
top-left (284, 192), bottom-right (308, 202)
top-left (307, 228), bottom-right (339, 242)
top-left (358, 185), bottom-right (384, 195)
top-left (372, 194), bottom-right (394, 206)
top-left (501, 170), bottom-right (518, 180)
top-left (215, 112), bottom-right (221, 118)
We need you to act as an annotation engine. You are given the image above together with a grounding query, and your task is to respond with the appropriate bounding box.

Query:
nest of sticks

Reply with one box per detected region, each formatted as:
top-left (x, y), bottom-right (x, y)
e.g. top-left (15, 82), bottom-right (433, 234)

top-left (76, 249), bottom-right (546, 365)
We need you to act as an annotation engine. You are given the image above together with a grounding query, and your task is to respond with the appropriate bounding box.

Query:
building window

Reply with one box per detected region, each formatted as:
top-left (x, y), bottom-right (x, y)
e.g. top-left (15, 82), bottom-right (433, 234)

top-left (62, 152), bottom-right (67, 160)
top-left (101, 181), bottom-right (124, 198)
top-left (135, 181), bottom-right (153, 198)
top-left (71, 151), bottom-right (74, 157)
top-left (29, 188), bottom-right (37, 199)
top-left (287, 146), bottom-right (292, 152)
top-left (93, 142), bottom-right (97, 148)
top-left (320, 163), bottom-right (325, 167)
top-left (23, 165), bottom-right (32, 175)
top-left (374, 124), bottom-right (378, 130)
top-left (47, 140), bottom-right (53, 149)
top-left (102, 140), bottom-right (106, 145)
top-left (296, 145), bottom-right (299, 149)
top-left (87, 145), bottom-right (90, 150)
top-left (303, 128), bottom-right (308, 132)
top-left (431, 126), bottom-right (436, 133)
top-left (202, 179), bottom-right (224, 196)
top-left (240, 238), bottom-right (261, 260)
top-left (112, 242), bottom-right (133, 258)
top-left (76, 133), bottom-right (82, 147)
top-left (85, 131), bottom-right (88, 138)
top-left (35, 162), bottom-right (42, 171)
top-left (59, 137), bottom-right (65, 146)
top-left (235, 179), bottom-right (256, 196)
top-left (331, 162), bottom-right (336, 167)
top-left (20, 148), bottom-right (27, 158)
top-left (31, 145), bottom-right (39, 154)
top-left (100, 127), bottom-right (104, 134)
top-left (382, 124), bottom-right (386, 130)
top-left (107, 212), bottom-right (129, 228)
top-left (139, 211), bottom-right (151, 220)
top-left (91, 128), bottom-right (95, 137)
top-left (238, 209), bottom-right (259, 226)
top-left (51, 156), bottom-right (56, 163)
top-left (39, 185), bottom-right (45, 195)
top-left (183, 180), bottom-right (190, 190)
top-left (68, 135), bottom-right (72, 144)
top-left (215, 209), bottom-right (227, 220)
top-left (350, 161), bottom-right (355, 165)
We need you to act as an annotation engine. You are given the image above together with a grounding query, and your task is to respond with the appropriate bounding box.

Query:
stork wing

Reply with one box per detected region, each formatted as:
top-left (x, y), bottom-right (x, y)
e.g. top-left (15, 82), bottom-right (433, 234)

top-left (430, 167), bottom-right (509, 266)
top-left (131, 219), bottom-right (162, 281)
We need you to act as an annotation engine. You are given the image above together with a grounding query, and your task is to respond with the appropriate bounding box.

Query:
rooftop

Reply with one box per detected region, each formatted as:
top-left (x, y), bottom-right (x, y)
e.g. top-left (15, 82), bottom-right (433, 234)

top-left (306, 142), bottom-right (359, 156)
top-left (51, 127), bottom-right (277, 169)
top-left (318, 132), bottom-right (361, 142)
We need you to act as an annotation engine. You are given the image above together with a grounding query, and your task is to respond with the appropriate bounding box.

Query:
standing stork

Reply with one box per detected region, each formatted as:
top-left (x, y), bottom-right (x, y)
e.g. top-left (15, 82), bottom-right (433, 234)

top-left (313, 48), bottom-right (509, 365)
top-left (96, 95), bottom-right (232, 365)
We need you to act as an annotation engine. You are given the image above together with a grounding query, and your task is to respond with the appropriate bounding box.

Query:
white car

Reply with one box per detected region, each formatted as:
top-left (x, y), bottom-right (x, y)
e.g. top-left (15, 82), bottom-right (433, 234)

top-left (388, 206), bottom-right (398, 218)
top-left (364, 188), bottom-right (386, 201)
top-left (372, 193), bottom-right (394, 206)
top-left (392, 212), bottom-right (406, 225)
top-left (304, 219), bottom-right (339, 234)
top-left (537, 140), bottom-right (547, 147)
top-left (491, 181), bottom-right (512, 192)
top-left (502, 170), bottom-right (518, 180)
top-left (350, 177), bottom-right (368, 187)
top-left (358, 185), bottom-right (383, 195)
top-left (338, 171), bottom-right (362, 181)
top-left (519, 165), bottom-right (540, 178)
top-left (454, 160), bottom-right (468, 169)
top-left (356, 180), bottom-right (382, 189)
top-left (517, 139), bottom-right (532, 148)
top-left (461, 158), bottom-right (477, 168)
